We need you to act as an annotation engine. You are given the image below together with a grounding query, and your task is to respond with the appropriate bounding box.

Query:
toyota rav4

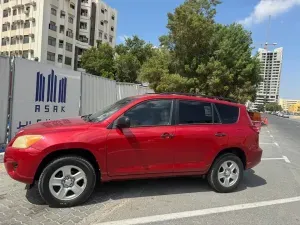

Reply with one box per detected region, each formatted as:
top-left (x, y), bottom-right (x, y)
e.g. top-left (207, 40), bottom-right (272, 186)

top-left (4, 93), bottom-right (262, 207)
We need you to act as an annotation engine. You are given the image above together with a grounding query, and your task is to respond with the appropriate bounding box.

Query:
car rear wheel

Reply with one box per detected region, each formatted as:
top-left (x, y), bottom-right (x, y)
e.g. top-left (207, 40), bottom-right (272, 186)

top-left (38, 156), bottom-right (96, 207)
top-left (207, 153), bottom-right (243, 193)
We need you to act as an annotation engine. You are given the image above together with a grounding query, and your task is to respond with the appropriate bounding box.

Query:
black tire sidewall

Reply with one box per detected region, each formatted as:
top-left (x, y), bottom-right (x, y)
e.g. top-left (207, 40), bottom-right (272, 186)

top-left (38, 156), bottom-right (96, 207)
top-left (208, 154), bottom-right (244, 193)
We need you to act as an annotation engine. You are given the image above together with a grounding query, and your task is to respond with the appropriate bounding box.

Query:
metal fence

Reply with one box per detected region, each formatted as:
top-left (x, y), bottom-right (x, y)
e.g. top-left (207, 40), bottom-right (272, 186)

top-left (80, 73), bottom-right (117, 115)
top-left (0, 58), bottom-right (153, 142)
top-left (0, 57), bottom-right (10, 144)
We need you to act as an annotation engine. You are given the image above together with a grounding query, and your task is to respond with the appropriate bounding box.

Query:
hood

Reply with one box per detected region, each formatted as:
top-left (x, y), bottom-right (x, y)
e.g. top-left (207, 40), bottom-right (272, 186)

top-left (20, 117), bottom-right (91, 133)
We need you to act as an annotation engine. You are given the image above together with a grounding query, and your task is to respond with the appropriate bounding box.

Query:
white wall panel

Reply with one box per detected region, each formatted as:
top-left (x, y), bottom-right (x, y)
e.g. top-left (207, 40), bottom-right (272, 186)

top-left (80, 73), bottom-right (117, 115)
top-left (0, 57), bottom-right (10, 144)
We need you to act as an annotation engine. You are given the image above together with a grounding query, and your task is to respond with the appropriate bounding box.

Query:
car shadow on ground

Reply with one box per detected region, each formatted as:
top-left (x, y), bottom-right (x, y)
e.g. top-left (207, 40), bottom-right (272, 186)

top-left (26, 169), bottom-right (266, 207)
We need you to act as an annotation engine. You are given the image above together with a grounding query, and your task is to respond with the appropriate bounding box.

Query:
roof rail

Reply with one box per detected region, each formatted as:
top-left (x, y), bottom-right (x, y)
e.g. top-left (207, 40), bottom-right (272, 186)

top-left (145, 92), bottom-right (238, 103)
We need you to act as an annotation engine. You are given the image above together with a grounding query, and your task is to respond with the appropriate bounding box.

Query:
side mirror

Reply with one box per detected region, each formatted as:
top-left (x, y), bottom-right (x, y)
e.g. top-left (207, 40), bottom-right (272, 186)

top-left (116, 116), bottom-right (130, 129)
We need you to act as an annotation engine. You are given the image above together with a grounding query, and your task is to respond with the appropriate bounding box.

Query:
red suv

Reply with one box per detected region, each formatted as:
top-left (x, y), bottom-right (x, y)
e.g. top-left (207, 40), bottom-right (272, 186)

top-left (4, 93), bottom-right (262, 207)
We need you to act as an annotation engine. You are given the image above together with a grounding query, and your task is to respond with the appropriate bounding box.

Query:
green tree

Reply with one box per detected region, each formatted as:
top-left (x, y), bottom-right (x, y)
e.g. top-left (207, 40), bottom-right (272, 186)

top-left (115, 54), bottom-right (141, 83)
top-left (265, 102), bottom-right (283, 112)
top-left (116, 35), bottom-right (154, 65)
top-left (256, 104), bottom-right (265, 112)
top-left (141, 0), bottom-right (261, 103)
top-left (80, 43), bottom-right (115, 79)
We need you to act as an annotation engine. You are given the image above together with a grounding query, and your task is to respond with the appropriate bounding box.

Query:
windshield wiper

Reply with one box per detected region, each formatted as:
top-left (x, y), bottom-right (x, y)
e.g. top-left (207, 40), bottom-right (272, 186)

top-left (81, 114), bottom-right (92, 122)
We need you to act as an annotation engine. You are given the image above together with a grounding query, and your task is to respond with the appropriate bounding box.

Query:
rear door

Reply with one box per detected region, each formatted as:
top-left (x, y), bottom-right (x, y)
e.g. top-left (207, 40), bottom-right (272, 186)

top-left (173, 100), bottom-right (228, 173)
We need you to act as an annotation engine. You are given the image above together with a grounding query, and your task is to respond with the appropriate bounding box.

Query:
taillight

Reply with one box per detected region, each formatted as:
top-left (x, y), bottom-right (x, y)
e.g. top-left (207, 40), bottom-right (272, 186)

top-left (250, 125), bottom-right (260, 133)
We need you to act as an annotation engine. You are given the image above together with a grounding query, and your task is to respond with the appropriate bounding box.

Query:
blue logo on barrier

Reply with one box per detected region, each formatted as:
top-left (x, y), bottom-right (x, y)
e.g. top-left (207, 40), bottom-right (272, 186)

top-left (35, 70), bottom-right (67, 103)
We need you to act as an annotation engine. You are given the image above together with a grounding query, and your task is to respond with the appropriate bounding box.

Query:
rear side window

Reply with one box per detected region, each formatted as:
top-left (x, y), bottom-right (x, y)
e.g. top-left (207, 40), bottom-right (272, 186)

top-left (215, 103), bottom-right (239, 124)
top-left (179, 100), bottom-right (213, 124)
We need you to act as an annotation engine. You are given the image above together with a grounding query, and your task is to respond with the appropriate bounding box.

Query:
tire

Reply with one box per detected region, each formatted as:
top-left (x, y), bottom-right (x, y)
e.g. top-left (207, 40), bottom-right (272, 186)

top-left (38, 156), bottom-right (96, 207)
top-left (207, 153), bottom-right (244, 193)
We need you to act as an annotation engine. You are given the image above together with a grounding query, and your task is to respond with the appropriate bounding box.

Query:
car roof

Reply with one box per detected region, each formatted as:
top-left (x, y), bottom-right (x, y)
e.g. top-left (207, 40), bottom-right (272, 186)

top-left (135, 93), bottom-right (244, 107)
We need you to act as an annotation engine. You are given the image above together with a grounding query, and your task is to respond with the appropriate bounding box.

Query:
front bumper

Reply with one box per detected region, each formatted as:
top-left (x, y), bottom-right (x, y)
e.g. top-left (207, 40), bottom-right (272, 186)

top-left (4, 146), bottom-right (42, 184)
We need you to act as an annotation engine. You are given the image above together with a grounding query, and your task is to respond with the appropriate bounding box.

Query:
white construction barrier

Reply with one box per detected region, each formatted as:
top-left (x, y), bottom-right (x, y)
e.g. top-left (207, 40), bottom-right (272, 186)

top-left (10, 58), bottom-right (81, 138)
top-left (80, 73), bottom-right (117, 115)
top-left (0, 57), bottom-right (10, 144)
top-left (117, 83), bottom-right (140, 100)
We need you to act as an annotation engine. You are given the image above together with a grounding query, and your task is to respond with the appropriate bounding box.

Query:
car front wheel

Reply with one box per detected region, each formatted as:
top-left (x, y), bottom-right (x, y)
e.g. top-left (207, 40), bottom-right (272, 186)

top-left (207, 153), bottom-right (244, 193)
top-left (38, 156), bottom-right (96, 207)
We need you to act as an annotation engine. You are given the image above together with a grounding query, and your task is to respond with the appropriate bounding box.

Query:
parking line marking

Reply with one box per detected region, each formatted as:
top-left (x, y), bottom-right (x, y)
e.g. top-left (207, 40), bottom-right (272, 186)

top-left (260, 143), bottom-right (275, 145)
top-left (261, 157), bottom-right (285, 161)
top-left (95, 196), bottom-right (300, 225)
top-left (283, 155), bottom-right (291, 163)
top-left (274, 142), bottom-right (279, 147)
top-left (270, 135), bottom-right (274, 138)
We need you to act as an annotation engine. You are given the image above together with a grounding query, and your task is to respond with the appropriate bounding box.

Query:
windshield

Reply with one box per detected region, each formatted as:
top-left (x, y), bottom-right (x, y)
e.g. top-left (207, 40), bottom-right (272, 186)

top-left (87, 97), bottom-right (135, 122)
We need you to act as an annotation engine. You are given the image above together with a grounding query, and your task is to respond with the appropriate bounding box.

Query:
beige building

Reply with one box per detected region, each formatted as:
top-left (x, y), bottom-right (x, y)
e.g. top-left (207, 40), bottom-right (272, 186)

top-left (279, 98), bottom-right (300, 111)
top-left (0, 0), bottom-right (117, 70)
top-left (253, 48), bottom-right (283, 109)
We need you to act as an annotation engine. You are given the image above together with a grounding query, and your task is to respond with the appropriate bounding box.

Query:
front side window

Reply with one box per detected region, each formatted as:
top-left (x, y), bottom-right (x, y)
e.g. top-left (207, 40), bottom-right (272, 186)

top-left (124, 100), bottom-right (173, 127)
top-left (179, 100), bottom-right (213, 124)
top-left (215, 103), bottom-right (239, 124)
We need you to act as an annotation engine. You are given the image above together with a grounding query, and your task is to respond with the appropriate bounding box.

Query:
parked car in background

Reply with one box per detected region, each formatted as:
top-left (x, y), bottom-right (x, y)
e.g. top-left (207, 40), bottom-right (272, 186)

top-left (4, 93), bottom-right (262, 207)
top-left (282, 114), bottom-right (290, 118)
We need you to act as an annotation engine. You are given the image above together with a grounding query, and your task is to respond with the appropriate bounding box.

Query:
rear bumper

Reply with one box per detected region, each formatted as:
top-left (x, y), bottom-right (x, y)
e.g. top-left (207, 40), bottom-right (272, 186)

top-left (246, 147), bottom-right (263, 169)
top-left (4, 146), bottom-right (42, 184)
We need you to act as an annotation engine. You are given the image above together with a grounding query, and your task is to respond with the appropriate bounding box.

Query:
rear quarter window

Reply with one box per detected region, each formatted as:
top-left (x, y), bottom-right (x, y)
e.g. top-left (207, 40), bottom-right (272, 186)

top-left (215, 103), bottom-right (239, 124)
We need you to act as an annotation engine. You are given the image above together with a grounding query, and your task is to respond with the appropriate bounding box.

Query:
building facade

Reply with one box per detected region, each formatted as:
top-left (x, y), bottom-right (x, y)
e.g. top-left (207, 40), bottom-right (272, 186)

top-left (253, 47), bottom-right (283, 109)
top-left (288, 103), bottom-right (300, 114)
top-left (279, 98), bottom-right (300, 111)
top-left (0, 0), bottom-right (117, 70)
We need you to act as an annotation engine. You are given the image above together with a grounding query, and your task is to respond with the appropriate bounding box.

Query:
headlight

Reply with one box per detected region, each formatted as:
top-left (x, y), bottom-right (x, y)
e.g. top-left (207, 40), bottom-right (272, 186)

top-left (12, 135), bottom-right (43, 149)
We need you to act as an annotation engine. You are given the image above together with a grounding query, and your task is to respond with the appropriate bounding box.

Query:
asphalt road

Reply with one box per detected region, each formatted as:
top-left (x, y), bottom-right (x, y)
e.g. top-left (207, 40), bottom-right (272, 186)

top-left (1, 115), bottom-right (300, 225)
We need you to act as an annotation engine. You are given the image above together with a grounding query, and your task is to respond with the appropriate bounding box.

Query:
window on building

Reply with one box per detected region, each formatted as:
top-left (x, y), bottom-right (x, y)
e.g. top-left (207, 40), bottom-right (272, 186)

top-left (79, 35), bottom-right (88, 43)
top-left (178, 101), bottom-right (213, 124)
top-left (65, 56), bottom-right (72, 65)
top-left (25, 6), bottom-right (30, 13)
top-left (66, 42), bottom-right (73, 52)
top-left (68, 16), bottom-right (74, 24)
top-left (3, 10), bottom-right (9, 18)
top-left (13, 9), bottom-right (17, 16)
top-left (111, 26), bottom-right (114, 31)
top-left (104, 34), bottom-right (107, 39)
top-left (80, 22), bottom-right (87, 29)
top-left (48, 36), bottom-right (56, 46)
top-left (70, 3), bottom-right (75, 9)
top-left (4, 0), bottom-right (9, 3)
top-left (99, 31), bottom-right (103, 39)
top-left (66, 29), bottom-right (73, 38)
top-left (51, 8), bottom-right (57, 16)
top-left (81, 0), bottom-right (88, 3)
top-left (109, 36), bottom-right (113, 43)
top-left (22, 50), bottom-right (29, 59)
top-left (60, 25), bottom-right (65, 33)
top-left (58, 54), bottom-right (63, 63)
top-left (24, 20), bottom-right (30, 28)
top-left (112, 15), bottom-right (115, 20)
top-left (81, 9), bottom-right (88, 16)
top-left (1, 38), bottom-right (6, 46)
top-left (11, 37), bottom-right (17, 45)
top-left (100, 20), bottom-right (104, 26)
top-left (49, 21), bottom-right (57, 31)
top-left (60, 10), bottom-right (65, 18)
top-left (59, 40), bottom-right (64, 48)
top-left (23, 35), bottom-right (29, 44)
top-left (47, 51), bottom-right (55, 62)
top-left (2, 24), bottom-right (8, 32)
top-left (101, 8), bottom-right (105, 13)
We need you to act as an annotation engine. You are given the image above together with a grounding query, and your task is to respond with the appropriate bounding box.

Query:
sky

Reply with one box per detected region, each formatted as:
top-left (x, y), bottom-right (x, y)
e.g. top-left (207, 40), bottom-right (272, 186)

top-left (104, 0), bottom-right (300, 99)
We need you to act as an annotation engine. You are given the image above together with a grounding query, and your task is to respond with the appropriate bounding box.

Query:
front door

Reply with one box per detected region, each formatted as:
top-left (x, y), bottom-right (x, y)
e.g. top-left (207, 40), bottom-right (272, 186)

top-left (106, 99), bottom-right (175, 176)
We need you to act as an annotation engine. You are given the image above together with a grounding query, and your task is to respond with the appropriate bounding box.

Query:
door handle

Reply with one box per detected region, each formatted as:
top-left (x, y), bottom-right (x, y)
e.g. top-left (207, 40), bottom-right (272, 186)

top-left (215, 132), bottom-right (226, 137)
top-left (161, 133), bottom-right (175, 139)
